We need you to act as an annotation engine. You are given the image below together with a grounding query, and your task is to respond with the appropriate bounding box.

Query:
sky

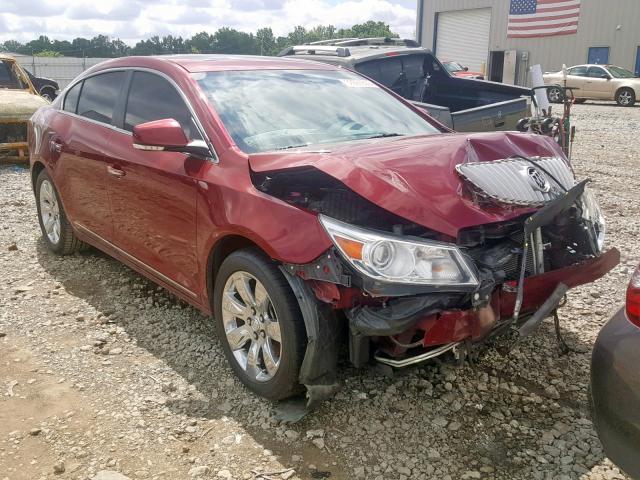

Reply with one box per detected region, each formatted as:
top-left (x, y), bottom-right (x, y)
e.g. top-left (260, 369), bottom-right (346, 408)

top-left (0, 0), bottom-right (418, 44)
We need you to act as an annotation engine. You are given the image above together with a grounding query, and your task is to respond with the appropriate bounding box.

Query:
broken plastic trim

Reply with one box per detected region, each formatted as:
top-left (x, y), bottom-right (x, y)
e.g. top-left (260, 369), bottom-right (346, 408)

top-left (346, 293), bottom-right (465, 337)
top-left (513, 180), bottom-right (589, 322)
top-left (278, 266), bottom-right (340, 409)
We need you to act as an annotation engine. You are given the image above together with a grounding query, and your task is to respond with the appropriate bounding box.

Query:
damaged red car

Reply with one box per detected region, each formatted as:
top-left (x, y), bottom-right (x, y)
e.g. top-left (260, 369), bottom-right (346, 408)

top-left (28, 55), bottom-right (618, 405)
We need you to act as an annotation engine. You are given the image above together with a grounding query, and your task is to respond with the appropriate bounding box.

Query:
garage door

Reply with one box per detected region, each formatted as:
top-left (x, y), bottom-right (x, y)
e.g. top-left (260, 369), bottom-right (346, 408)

top-left (436, 8), bottom-right (491, 73)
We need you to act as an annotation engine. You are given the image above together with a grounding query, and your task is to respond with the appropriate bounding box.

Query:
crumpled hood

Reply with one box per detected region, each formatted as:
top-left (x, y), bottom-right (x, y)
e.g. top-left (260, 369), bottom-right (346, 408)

top-left (249, 132), bottom-right (567, 238)
top-left (0, 89), bottom-right (49, 121)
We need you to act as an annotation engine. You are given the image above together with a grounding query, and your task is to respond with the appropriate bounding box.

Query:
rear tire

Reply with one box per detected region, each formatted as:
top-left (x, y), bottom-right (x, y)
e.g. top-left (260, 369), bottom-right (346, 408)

top-left (616, 88), bottom-right (635, 107)
top-left (35, 169), bottom-right (86, 255)
top-left (40, 88), bottom-right (56, 102)
top-left (213, 249), bottom-right (307, 400)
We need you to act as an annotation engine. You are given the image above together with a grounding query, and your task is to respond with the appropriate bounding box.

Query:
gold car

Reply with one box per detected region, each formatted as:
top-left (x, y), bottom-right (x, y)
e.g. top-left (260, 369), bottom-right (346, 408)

top-left (0, 54), bottom-right (49, 162)
top-left (543, 64), bottom-right (639, 107)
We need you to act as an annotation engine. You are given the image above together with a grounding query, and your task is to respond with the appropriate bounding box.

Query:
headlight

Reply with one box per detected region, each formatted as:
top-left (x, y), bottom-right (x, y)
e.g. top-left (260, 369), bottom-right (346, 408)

top-left (580, 188), bottom-right (606, 253)
top-left (319, 215), bottom-right (478, 286)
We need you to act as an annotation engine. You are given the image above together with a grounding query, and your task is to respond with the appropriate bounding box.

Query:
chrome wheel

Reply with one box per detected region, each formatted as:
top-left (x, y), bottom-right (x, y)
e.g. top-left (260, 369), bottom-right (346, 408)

top-left (39, 179), bottom-right (61, 244)
top-left (221, 271), bottom-right (282, 382)
top-left (618, 90), bottom-right (633, 106)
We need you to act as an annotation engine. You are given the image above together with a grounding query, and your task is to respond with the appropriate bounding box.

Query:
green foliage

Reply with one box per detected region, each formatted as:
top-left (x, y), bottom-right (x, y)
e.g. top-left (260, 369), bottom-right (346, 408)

top-left (0, 21), bottom-right (400, 58)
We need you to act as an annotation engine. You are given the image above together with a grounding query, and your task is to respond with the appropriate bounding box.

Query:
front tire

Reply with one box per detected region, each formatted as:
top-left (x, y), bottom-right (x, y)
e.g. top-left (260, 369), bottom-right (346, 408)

top-left (35, 169), bottom-right (86, 255)
top-left (547, 86), bottom-right (564, 103)
top-left (616, 88), bottom-right (635, 107)
top-left (213, 249), bottom-right (307, 400)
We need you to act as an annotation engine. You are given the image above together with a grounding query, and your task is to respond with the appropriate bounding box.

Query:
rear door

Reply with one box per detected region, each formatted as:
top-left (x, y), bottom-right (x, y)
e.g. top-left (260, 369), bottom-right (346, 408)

top-left (104, 70), bottom-right (204, 299)
top-left (585, 66), bottom-right (612, 99)
top-left (52, 71), bottom-right (126, 241)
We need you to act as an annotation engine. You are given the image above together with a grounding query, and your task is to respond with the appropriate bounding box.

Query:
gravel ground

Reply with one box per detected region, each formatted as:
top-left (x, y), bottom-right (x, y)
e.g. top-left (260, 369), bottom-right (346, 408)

top-left (1, 102), bottom-right (639, 480)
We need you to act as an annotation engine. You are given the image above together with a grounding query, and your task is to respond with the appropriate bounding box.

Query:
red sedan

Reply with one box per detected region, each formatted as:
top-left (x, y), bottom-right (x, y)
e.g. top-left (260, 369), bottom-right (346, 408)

top-left (443, 61), bottom-right (485, 80)
top-left (29, 55), bottom-right (616, 404)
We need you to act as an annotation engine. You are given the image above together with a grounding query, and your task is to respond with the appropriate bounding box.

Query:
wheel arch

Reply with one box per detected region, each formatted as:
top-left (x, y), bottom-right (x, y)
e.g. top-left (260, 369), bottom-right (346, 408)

top-left (206, 233), bottom-right (266, 311)
top-left (615, 85), bottom-right (635, 99)
top-left (31, 160), bottom-right (46, 192)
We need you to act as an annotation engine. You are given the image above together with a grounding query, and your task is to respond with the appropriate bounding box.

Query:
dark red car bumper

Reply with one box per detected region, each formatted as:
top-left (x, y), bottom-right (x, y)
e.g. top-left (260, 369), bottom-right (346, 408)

top-left (398, 248), bottom-right (620, 350)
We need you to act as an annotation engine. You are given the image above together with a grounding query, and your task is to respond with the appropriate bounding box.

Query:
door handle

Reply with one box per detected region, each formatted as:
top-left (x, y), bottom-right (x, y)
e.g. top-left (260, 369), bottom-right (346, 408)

top-left (107, 165), bottom-right (126, 178)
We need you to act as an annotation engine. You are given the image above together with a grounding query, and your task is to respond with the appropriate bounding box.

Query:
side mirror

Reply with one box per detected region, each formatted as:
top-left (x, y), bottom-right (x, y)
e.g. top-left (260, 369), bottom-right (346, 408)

top-left (463, 66), bottom-right (469, 71)
top-left (132, 118), bottom-right (210, 159)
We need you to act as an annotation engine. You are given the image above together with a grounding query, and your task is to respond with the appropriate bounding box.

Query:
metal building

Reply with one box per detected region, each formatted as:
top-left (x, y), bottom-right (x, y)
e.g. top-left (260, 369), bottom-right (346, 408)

top-left (416, 0), bottom-right (640, 85)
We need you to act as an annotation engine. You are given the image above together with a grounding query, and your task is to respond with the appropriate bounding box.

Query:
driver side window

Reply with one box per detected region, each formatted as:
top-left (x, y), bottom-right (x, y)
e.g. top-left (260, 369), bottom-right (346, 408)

top-left (568, 66), bottom-right (587, 77)
top-left (124, 71), bottom-right (202, 140)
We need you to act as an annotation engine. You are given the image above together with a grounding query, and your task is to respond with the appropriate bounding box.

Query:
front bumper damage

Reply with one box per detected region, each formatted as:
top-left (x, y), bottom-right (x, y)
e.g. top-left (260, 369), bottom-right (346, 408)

top-left (281, 176), bottom-right (618, 407)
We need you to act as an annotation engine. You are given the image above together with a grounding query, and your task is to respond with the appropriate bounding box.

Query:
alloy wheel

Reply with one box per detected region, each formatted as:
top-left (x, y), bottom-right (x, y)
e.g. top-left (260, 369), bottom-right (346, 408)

top-left (221, 271), bottom-right (282, 382)
top-left (618, 91), bottom-right (632, 106)
top-left (39, 179), bottom-right (61, 244)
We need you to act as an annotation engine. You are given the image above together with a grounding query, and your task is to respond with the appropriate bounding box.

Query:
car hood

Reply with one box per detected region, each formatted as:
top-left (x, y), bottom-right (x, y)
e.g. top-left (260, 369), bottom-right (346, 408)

top-left (249, 132), bottom-right (567, 238)
top-left (0, 89), bottom-right (49, 120)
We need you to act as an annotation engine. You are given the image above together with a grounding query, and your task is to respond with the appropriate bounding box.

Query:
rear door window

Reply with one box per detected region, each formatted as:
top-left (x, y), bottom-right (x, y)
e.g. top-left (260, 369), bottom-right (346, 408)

top-left (124, 71), bottom-right (201, 140)
top-left (76, 71), bottom-right (125, 124)
top-left (587, 66), bottom-right (608, 78)
top-left (63, 81), bottom-right (82, 113)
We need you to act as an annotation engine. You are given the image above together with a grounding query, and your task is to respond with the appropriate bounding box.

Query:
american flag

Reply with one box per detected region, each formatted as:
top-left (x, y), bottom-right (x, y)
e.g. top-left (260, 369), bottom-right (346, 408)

top-left (508, 0), bottom-right (581, 38)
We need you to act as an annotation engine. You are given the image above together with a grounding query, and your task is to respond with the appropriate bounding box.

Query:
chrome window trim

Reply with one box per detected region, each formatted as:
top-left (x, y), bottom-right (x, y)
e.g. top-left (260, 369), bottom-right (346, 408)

top-left (74, 223), bottom-right (199, 299)
top-left (59, 66), bottom-right (219, 163)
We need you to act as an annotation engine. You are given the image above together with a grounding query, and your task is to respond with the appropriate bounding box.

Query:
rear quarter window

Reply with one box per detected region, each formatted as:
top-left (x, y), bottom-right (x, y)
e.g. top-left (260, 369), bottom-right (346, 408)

top-left (63, 81), bottom-right (82, 113)
top-left (76, 71), bottom-right (125, 124)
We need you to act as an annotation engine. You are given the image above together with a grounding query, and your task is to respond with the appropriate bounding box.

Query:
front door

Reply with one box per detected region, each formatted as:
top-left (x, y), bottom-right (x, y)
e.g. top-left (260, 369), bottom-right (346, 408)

top-left (564, 65), bottom-right (589, 98)
top-left (105, 70), bottom-right (205, 299)
top-left (53, 71), bottom-right (127, 241)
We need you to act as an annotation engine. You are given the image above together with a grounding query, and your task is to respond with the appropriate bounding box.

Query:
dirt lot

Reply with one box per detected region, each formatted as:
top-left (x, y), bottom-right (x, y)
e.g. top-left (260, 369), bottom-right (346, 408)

top-left (1, 102), bottom-right (639, 480)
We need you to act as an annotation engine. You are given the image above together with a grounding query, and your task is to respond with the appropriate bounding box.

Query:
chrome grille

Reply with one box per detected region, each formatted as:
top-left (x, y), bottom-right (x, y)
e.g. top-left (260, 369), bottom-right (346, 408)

top-left (456, 157), bottom-right (575, 207)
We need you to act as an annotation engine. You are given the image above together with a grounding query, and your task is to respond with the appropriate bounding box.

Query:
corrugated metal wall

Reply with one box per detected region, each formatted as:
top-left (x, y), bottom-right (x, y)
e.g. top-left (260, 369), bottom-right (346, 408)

top-left (13, 56), bottom-right (111, 88)
top-left (418, 0), bottom-right (640, 81)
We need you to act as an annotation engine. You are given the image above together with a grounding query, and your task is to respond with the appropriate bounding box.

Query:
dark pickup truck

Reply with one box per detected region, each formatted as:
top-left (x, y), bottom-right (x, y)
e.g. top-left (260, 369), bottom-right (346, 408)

top-left (279, 38), bottom-right (531, 132)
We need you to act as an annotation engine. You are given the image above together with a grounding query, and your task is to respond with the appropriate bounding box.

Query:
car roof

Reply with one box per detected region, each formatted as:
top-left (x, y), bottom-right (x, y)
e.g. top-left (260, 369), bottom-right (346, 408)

top-left (89, 54), bottom-right (340, 74)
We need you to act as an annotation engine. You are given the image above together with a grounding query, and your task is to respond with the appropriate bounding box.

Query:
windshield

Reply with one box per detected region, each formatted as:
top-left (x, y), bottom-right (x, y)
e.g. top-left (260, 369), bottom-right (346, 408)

top-left (194, 69), bottom-right (439, 153)
top-left (607, 66), bottom-right (636, 78)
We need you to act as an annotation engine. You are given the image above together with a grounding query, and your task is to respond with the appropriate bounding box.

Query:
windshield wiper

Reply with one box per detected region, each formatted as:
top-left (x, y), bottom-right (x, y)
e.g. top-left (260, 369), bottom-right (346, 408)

top-left (352, 133), bottom-right (406, 140)
top-left (275, 143), bottom-right (310, 151)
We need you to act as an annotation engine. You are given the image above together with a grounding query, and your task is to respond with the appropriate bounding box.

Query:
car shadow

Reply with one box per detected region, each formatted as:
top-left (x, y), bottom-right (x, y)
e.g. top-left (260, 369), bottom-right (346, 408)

top-left (573, 101), bottom-right (639, 108)
top-left (35, 238), bottom-right (608, 478)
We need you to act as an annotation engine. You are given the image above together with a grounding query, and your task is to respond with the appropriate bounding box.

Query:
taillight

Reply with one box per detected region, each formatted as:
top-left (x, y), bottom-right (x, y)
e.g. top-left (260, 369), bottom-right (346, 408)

top-left (627, 265), bottom-right (640, 327)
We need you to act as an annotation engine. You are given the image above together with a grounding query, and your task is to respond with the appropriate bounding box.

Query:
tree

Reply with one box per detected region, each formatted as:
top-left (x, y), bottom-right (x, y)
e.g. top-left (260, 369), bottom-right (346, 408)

top-left (337, 21), bottom-right (398, 39)
top-left (0, 22), bottom-right (401, 58)
top-left (1, 40), bottom-right (23, 53)
top-left (256, 27), bottom-right (277, 56)
top-left (187, 31), bottom-right (215, 54)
